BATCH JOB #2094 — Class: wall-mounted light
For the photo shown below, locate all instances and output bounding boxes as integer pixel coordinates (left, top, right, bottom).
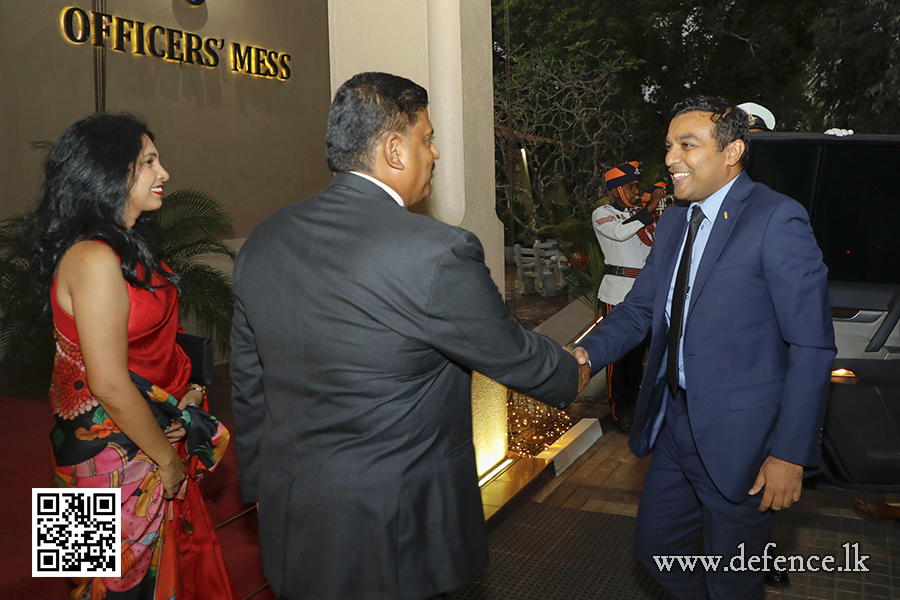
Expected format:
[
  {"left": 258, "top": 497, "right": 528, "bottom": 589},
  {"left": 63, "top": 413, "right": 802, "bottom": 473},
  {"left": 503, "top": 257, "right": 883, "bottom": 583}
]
[{"left": 184, "top": 0, "right": 206, "bottom": 6}]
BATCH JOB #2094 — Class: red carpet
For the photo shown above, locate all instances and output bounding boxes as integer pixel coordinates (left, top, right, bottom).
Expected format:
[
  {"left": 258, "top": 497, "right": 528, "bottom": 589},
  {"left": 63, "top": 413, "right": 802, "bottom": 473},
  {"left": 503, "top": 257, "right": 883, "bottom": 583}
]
[
  {"left": 0, "top": 395, "right": 71, "bottom": 599},
  {"left": 204, "top": 425, "right": 277, "bottom": 600},
  {"left": 0, "top": 396, "right": 273, "bottom": 600}
]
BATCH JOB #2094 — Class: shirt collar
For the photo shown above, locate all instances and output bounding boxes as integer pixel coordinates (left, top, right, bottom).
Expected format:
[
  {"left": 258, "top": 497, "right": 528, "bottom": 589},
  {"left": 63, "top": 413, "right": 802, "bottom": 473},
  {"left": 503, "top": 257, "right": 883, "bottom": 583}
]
[
  {"left": 350, "top": 171, "right": 405, "bottom": 208},
  {"left": 691, "top": 175, "right": 738, "bottom": 222}
]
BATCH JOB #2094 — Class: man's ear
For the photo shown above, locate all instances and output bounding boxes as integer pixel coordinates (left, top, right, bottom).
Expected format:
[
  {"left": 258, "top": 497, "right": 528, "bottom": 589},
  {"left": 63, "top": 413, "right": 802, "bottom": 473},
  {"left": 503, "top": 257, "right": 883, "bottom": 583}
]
[
  {"left": 725, "top": 139, "right": 746, "bottom": 167},
  {"left": 382, "top": 133, "right": 405, "bottom": 171}
]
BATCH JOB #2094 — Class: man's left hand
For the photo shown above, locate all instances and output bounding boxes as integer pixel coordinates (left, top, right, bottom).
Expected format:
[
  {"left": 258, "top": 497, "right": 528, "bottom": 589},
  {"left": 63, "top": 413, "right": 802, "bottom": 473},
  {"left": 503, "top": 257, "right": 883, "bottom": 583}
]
[{"left": 748, "top": 455, "right": 803, "bottom": 512}]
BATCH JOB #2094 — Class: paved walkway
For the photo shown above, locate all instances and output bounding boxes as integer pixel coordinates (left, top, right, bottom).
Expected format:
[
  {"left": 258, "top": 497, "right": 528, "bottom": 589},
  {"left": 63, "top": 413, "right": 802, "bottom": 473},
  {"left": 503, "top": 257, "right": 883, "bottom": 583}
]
[
  {"left": 531, "top": 424, "right": 899, "bottom": 599},
  {"left": 507, "top": 264, "right": 900, "bottom": 598}
]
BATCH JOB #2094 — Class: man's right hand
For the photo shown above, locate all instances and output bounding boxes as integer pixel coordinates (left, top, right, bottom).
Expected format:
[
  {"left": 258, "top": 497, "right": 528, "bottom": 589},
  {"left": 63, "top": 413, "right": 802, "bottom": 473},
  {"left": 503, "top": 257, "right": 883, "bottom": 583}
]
[
  {"left": 564, "top": 346, "right": 592, "bottom": 393},
  {"left": 578, "top": 360, "right": 591, "bottom": 393}
]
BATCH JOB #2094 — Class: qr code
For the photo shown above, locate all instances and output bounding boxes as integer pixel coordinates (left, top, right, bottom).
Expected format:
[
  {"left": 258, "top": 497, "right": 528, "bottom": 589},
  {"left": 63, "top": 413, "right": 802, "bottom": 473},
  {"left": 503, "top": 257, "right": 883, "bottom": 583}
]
[{"left": 32, "top": 488, "right": 121, "bottom": 577}]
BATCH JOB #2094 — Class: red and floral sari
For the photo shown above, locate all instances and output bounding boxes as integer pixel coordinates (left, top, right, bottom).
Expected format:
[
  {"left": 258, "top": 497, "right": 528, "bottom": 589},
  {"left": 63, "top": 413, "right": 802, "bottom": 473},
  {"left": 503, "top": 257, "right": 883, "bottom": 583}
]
[{"left": 50, "top": 327, "right": 237, "bottom": 600}]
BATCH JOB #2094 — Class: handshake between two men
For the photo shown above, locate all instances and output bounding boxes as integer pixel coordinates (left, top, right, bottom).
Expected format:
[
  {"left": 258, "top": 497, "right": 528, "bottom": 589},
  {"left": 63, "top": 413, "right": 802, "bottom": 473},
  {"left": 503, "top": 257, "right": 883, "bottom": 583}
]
[
  {"left": 230, "top": 72, "right": 610, "bottom": 600},
  {"left": 565, "top": 346, "right": 592, "bottom": 395}
]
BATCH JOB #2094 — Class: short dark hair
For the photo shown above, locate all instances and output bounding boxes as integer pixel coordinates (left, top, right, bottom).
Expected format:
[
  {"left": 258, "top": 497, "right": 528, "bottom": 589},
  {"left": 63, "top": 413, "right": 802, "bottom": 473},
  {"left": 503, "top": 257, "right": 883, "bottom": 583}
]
[
  {"left": 326, "top": 72, "right": 429, "bottom": 173},
  {"left": 672, "top": 96, "right": 750, "bottom": 168}
]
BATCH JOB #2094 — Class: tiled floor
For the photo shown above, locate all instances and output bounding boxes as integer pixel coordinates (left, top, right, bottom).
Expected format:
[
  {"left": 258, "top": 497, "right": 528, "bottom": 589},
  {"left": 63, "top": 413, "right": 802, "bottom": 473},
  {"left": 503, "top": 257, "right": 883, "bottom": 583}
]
[{"left": 529, "top": 421, "right": 900, "bottom": 599}]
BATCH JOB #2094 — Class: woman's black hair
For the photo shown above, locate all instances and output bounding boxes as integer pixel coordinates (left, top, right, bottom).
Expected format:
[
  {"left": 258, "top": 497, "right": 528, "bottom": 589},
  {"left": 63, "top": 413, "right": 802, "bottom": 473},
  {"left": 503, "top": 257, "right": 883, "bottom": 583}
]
[{"left": 21, "top": 112, "right": 179, "bottom": 322}]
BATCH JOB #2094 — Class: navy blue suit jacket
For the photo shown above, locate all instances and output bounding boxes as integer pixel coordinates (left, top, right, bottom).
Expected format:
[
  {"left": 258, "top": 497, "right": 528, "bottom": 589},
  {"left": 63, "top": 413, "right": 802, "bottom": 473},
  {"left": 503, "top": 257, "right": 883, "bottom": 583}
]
[{"left": 580, "top": 172, "right": 836, "bottom": 502}]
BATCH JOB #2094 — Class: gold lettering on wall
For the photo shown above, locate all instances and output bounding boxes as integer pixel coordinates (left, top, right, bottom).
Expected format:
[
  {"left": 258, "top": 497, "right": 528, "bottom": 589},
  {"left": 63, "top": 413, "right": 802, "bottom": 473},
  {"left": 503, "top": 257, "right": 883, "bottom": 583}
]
[{"left": 59, "top": 6, "right": 290, "bottom": 80}]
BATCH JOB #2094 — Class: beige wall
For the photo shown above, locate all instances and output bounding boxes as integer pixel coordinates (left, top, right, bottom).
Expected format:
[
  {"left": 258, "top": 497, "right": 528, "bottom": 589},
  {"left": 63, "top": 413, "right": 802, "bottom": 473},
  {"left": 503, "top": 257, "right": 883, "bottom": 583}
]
[{"left": 0, "top": 1, "right": 333, "bottom": 237}]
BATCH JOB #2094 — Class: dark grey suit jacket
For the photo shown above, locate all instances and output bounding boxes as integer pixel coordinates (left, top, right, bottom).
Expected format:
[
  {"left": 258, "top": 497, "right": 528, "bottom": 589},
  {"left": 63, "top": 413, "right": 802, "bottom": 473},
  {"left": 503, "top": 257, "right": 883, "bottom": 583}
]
[{"left": 231, "top": 172, "right": 578, "bottom": 600}]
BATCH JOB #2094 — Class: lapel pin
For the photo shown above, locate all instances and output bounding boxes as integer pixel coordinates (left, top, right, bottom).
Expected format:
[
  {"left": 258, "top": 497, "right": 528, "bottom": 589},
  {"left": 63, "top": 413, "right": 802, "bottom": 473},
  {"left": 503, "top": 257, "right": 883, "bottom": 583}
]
[{"left": 724, "top": 211, "right": 729, "bottom": 219}]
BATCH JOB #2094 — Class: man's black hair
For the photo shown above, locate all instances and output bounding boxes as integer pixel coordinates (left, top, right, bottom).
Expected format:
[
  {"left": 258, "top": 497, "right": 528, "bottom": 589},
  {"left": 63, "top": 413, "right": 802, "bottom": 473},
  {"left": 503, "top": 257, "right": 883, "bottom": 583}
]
[
  {"left": 326, "top": 72, "right": 429, "bottom": 173},
  {"left": 672, "top": 96, "right": 750, "bottom": 168}
]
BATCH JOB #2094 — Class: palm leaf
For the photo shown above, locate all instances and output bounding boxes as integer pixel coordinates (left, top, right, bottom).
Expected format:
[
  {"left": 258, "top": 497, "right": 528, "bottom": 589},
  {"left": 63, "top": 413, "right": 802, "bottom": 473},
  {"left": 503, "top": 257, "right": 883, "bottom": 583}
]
[
  {"left": 0, "top": 218, "right": 54, "bottom": 366},
  {"left": 0, "top": 217, "right": 23, "bottom": 250},
  {"left": 155, "top": 189, "right": 234, "bottom": 245},
  {"left": 151, "top": 189, "right": 236, "bottom": 353},
  {"left": 562, "top": 240, "right": 605, "bottom": 317},
  {"left": 164, "top": 239, "right": 236, "bottom": 264},
  {"left": 172, "top": 262, "right": 236, "bottom": 351},
  {"left": 536, "top": 217, "right": 596, "bottom": 272}
]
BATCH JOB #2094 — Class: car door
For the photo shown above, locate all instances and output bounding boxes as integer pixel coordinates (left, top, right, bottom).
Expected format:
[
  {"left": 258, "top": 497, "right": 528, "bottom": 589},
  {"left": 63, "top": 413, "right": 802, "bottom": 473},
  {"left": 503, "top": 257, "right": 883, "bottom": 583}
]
[{"left": 749, "top": 134, "right": 900, "bottom": 490}]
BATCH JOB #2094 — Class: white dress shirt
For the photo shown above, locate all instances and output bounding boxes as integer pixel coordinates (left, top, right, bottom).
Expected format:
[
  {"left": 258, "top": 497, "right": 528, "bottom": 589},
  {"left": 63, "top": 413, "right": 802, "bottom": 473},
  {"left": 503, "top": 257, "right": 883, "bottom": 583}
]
[{"left": 350, "top": 171, "right": 405, "bottom": 207}]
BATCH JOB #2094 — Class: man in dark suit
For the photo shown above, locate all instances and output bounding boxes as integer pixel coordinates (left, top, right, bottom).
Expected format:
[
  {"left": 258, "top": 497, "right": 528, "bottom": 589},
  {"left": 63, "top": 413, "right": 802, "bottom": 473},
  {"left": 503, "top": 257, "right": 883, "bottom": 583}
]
[
  {"left": 577, "top": 96, "right": 835, "bottom": 599},
  {"left": 230, "top": 72, "right": 589, "bottom": 600}
]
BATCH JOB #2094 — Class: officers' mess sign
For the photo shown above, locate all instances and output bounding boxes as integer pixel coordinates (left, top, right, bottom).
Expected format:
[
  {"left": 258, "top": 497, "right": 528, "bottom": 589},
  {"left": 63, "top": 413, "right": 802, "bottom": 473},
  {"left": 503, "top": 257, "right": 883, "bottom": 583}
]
[
  {"left": 60, "top": 7, "right": 292, "bottom": 81},
  {"left": 33, "top": 488, "right": 121, "bottom": 578}
]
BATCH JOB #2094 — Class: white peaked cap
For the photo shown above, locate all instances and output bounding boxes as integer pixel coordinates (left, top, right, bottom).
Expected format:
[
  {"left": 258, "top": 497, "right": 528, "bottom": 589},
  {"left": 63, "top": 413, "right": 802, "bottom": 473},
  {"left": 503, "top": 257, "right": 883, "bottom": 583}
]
[{"left": 737, "top": 102, "right": 776, "bottom": 131}]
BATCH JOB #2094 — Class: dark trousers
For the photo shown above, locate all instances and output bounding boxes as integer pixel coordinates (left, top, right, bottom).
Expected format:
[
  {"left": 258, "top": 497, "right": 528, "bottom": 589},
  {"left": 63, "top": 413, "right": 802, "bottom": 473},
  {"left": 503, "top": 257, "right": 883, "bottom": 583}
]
[
  {"left": 602, "top": 302, "right": 649, "bottom": 422},
  {"left": 634, "top": 389, "right": 773, "bottom": 599}
]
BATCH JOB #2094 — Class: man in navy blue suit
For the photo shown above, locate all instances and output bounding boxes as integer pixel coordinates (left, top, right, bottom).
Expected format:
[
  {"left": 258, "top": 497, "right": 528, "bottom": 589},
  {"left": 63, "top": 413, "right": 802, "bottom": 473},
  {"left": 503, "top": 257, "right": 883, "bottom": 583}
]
[{"left": 578, "top": 96, "right": 835, "bottom": 599}]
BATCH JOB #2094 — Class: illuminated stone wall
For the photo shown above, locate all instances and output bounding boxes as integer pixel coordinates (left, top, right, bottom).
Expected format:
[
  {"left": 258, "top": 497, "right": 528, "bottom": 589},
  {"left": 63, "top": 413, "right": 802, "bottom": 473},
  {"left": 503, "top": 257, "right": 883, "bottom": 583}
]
[{"left": 471, "top": 373, "right": 510, "bottom": 476}]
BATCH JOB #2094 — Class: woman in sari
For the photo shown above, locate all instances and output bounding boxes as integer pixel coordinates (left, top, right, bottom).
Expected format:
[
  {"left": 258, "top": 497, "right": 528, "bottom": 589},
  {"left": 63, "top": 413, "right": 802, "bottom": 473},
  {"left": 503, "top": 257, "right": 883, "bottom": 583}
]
[{"left": 23, "top": 113, "right": 237, "bottom": 599}]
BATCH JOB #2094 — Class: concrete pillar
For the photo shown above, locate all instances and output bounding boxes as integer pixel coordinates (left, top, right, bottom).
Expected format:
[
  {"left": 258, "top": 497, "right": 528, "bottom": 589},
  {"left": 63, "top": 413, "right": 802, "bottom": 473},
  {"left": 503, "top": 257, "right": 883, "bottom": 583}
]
[{"left": 328, "top": 0, "right": 508, "bottom": 477}]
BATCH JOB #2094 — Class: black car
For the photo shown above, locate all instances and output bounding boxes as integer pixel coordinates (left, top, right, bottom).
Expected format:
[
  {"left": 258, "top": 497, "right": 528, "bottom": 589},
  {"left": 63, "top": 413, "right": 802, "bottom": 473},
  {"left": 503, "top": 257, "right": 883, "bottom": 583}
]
[{"left": 747, "top": 133, "right": 900, "bottom": 492}]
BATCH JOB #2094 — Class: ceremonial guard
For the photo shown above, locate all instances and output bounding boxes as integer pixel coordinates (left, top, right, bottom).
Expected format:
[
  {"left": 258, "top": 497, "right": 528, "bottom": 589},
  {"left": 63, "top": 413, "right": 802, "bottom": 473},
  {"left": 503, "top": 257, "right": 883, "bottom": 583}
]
[{"left": 591, "top": 161, "right": 663, "bottom": 433}]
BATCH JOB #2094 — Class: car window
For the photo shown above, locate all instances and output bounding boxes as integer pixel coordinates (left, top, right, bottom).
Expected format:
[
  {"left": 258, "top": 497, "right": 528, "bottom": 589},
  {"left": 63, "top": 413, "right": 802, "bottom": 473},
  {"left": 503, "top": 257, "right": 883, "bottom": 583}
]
[
  {"left": 748, "top": 143, "right": 821, "bottom": 213},
  {"left": 815, "top": 145, "right": 900, "bottom": 285},
  {"left": 749, "top": 138, "right": 900, "bottom": 286}
]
